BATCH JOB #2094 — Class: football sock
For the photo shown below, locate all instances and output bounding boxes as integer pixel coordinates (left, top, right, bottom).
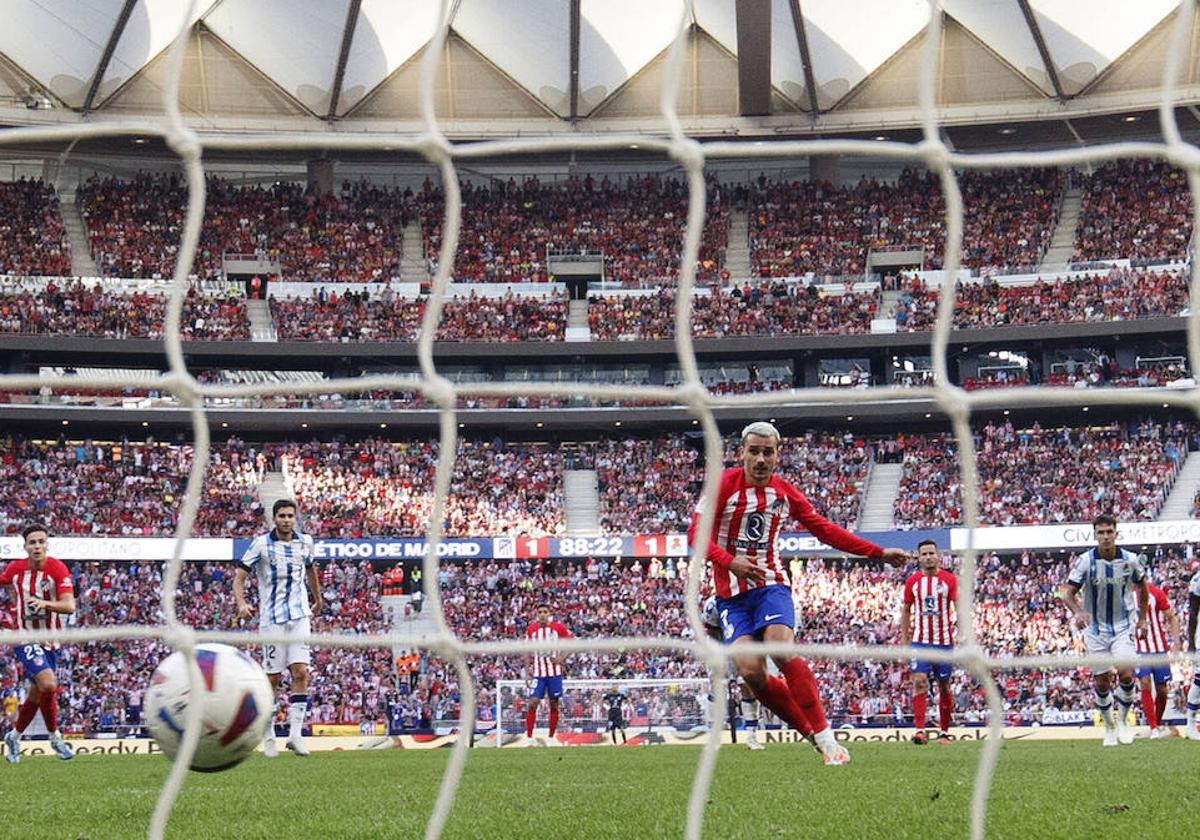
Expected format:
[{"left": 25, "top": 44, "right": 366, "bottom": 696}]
[
  {"left": 1141, "top": 686, "right": 1158, "bottom": 728},
  {"left": 938, "top": 690, "right": 953, "bottom": 732},
  {"left": 1154, "top": 684, "right": 1168, "bottom": 727},
  {"left": 1115, "top": 679, "right": 1135, "bottom": 711},
  {"left": 1095, "top": 689, "right": 1114, "bottom": 727},
  {"left": 288, "top": 693, "right": 308, "bottom": 740},
  {"left": 525, "top": 706, "right": 537, "bottom": 738},
  {"left": 781, "top": 658, "right": 829, "bottom": 735},
  {"left": 14, "top": 699, "right": 37, "bottom": 734},
  {"left": 754, "top": 676, "right": 812, "bottom": 735},
  {"left": 548, "top": 707, "right": 559, "bottom": 738},
  {"left": 912, "top": 692, "right": 928, "bottom": 729},
  {"left": 36, "top": 691, "right": 57, "bottom": 734}
]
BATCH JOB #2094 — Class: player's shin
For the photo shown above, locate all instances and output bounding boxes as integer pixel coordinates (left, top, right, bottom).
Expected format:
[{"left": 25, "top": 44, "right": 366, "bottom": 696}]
[
  {"left": 13, "top": 698, "right": 37, "bottom": 734},
  {"left": 1141, "top": 685, "right": 1158, "bottom": 729},
  {"left": 781, "top": 658, "right": 829, "bottom": 736},
  {"left": 1095, "top": 689, "right": 1115, "bottom": 727},
  {"left": 287, "top": 692, "right": 308, "bottom": 741},
  {"left": 525, "top": 706, "right": 537, "bottom": 738},
  {"left": 912, "top": 692, "right": 927, "bottom": 730},
  {"left": 548, "top": 707, "right": 559, "bottom": 738},
  {"left": 753, "top": 675, "right": 811, "bottom": 735},
  {"left": 937, "top": 690, "right": 952, "bottom": 733}
]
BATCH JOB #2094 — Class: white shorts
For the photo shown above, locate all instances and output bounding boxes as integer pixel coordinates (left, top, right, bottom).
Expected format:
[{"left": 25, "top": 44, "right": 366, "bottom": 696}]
[
  {"left": 260, "top": 616, "right": 312, "bottom": 673},
  {"left": 1083, "top": 628, "right": 1137, "bottom": 660}
]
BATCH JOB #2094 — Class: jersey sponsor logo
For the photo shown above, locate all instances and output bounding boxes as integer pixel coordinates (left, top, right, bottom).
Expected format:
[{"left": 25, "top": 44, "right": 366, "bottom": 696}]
[{"left": 744, "top": 513, "right": 767, "bottom": 542}]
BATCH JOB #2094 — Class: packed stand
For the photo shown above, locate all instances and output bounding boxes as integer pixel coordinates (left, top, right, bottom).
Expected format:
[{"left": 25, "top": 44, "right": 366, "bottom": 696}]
[
  {"left": 0, "top": 279, "right": 249, "bottom": 340},
  {"left": 270, "top": 287, "right": 567, "bottom": 342},
  {"left": 418, "top": 174, "right": 729, "bottom": 284},
  {"left": 893, "top": 268, "right": 1188, "bottom": 332},
  {"left": 273, "top": 437, "right": 564, "bottom": 537},
  {"left": 78, "top": 175, "right": 412, "bottom": 283},
  {"left": 749, "top": 168, "right": 1062, "bottom": 278},
  {"left": 587, "top": 432, "right": 871, "bottom": 535},
  {"left": 7, "top": 546, "right": 1196, "bottom": 735},
  {"left": 588, "top": 282, "right": 879, "bottom": 340},
  {"left": 1072, "top": 160, "right": 1192, "bottom": 263},
  {"left": 893, "top": 419, "right": 1190, "bottom": 529},
  {"left": 0, "top": 179, "right": 71, "bottom": 277},
  {"left": 0, "top": 436, "right": 267, "bottom": 537}
]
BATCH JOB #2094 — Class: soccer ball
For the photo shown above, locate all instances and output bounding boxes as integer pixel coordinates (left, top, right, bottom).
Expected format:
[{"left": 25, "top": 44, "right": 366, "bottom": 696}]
[{"left": 144, "top": 643, "right": 274, "bottom": 772}]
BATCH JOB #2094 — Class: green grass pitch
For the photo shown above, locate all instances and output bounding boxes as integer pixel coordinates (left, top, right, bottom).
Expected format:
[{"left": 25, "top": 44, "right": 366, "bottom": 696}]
[{"left": 13, "top": 740, "right": 1200, "bottom": 839}]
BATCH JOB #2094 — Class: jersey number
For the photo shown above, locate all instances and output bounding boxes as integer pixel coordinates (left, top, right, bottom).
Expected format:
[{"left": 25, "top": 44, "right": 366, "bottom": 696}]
[{"left": 22, "top": 645, "right": 44, "bottom": 659}]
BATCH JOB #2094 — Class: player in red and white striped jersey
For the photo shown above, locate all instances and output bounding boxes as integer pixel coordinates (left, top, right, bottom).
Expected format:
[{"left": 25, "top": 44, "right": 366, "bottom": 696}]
[
  {"left": 899, "top": 540, "right": 958, "bottom": 745},
  {"left": 2, "top": 523, "right": 76, "bottom": 764},
  {"left": 522, "top": 603, "right": 572, "bottom": 746},
  {"left": 689, "top": 421, "right": 909, "bottom": 766},
  {"left": 1134, "top": 581, "right": 1181, "bottom": 738}
]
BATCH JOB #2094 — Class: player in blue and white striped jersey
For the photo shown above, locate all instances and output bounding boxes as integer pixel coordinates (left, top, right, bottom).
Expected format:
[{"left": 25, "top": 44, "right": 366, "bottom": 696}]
[
  {"left": 233, "top": 499, "right": 324, "bottom": 758},
  {"left": 1185, "top": 567, "right": 1200, "bottom": 740},
  {"left": 1061, "top": 514, "right": 1149, "bottom": 748}
]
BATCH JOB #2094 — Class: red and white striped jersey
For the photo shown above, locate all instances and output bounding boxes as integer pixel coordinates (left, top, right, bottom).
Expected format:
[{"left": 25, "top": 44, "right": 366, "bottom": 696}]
[
  {"left": 1136, "top": 583, "right": 1172, "bottom": 654},
  {"left": 526, "top": 620, "right": 571, "bottom": 677},
  {"left": 689, "top": 467, "right": 883, "bottom": 599},
  {"left": 903, "top": 570, "right": 957, "bottom": 646},
  {"left": 0, "top": 557, "right": 73, "bottom": 645}
]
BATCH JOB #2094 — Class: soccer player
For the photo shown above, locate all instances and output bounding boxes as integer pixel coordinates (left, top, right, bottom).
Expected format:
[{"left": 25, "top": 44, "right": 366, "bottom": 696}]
[
  {"left": 1135, "top": 578, "right": 1180, "bottom": 738},
  {"left": 899, "top": 539, "right": 957, "bottom": 745},
  {"left": 603, "top": 685, "right": 628, "bottom": 745},
  {"left": 234, "top": 499, "right": 324, "bottom": 758},
  {"left": 522, "top": 603, "right": 571, "bottom": 746},
  {"left": 2, "top": 523, "right": 76, "bottom": 764},
  {"left": 702, "top": 596, "right": 767, "bottom": 750},
  {"left": 1061, "top": 514, "right": 1149, "bottom": 747},
  {"left": 689, "top": 421, "right": 909, "bottom": 765},
  {"left": 1186, "top": 565, "right": 1200, "bottom": 740}
]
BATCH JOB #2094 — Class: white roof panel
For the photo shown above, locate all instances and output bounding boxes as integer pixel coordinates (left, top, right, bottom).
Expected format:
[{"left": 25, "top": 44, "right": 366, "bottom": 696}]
[
  {"left": 770, "top": 0, "right": 806, "bottom": 105},
  {"left": 945, "top": 0, "right": 1053, "bottom": 96},
  {"left": 693, "top": 0, "right": 739, "bottom": 56},
  {"left": 203, "top": 0, "right": 350, "bottom": 113},
  {"left": 1031, "top": 0, "right": 1177, "bottom": 92},
  {"left": 338, "top": 0, "right": 442, "bottom": 114},
  {"left": 0, "top": 0, "right": 123, "bottom": 107},
  {"left": 99, "top": 0, "right": 209, "bottom": 104},
  {"left": 579, "top": 0, "right": 683, "bottom": 113},
  {"left": 803, "top": 0, "right": 929, "bottom": 98},
  {"left": 452, "top": 0, "right": 570, "bottom": 116}
]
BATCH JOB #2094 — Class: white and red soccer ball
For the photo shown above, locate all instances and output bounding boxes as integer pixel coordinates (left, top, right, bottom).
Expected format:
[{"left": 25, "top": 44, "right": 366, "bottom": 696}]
[{"left": 144, "top": 643, "right": 274, "bottom": 772}]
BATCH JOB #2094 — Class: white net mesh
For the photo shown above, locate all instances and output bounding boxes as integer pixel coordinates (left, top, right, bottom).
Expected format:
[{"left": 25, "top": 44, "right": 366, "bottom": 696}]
[{"left": 0, "top": 1, "right": 1198, "bottom": 839}]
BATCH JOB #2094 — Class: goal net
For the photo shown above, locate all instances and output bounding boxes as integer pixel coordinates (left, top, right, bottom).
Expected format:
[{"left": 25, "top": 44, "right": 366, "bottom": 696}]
[
  {"left": 1, "top": 1, "right": 1198, "bottom": 839},
  {"left": 490, "top": 678, "right": 713, "bottom": 747}
]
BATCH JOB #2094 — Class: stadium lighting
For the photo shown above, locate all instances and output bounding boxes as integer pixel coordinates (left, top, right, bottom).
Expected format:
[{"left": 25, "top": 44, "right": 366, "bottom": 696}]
[
  {"left": 379, "top": 423, "right": 387, "bottom": 429},
  {"left": 1082, "top": 406, "right": 1089, "bottom": 412},
  {"left": 61, "top": 419, "right": 68, "bottom": 425},
  {"left": 301, "top": 423, "right": 308, "bottom": 428},
  {"left": 133, "top": 137, "right": 148, "bottom": 144},
  {"left": 1123, "top": 115, "right": 1139, "bottom": 123},
  {"left": 141, "top": 421, "right": 148, "bottom": 427},
  {"left": 874, "top": 135, "right": 887, "bottom": 141},
  {"left": 997, "top": 127, "right": 1016, "bottom": 135},
  {"left": 924, "top": 413, "right": 932, "bottom": 419},
  {"left": 614, "top": 421, "right": 622, "bottom": 427},
  {"left": 536, "top": 422, "right": 543, "bottom": 428},
  {"left": 221, "top": 422, "right": 228, "bottom": 428},
  {"left": 846, "top": 416, "right": 853, "bottom": 421},
  {"left": 1003, "top": 410, "right": 1010, "bottom": 416}
]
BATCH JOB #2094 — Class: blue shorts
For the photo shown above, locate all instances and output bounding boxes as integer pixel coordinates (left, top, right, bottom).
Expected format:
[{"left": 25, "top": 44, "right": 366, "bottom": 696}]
[
  {"left": 910, "top": 643, "right": 953, "bottom": 681},
  {"left": 715, "top": 584, "right": 795, "bottom": 643},
  {"left": 1135, "top": 661, "right": 1171, "bottom": 683},
  {"left": 14, "top": 644, "right": 58, "bottom": 682},
  {"left": 530, "top": 676, "right": 564, "bottom": 699}
]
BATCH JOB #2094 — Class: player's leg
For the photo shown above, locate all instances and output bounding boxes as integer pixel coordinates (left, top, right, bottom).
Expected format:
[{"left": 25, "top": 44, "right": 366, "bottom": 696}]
[
  {"left": 283, "top": 619, "right": 312, "bottom": 756},
  {"left": 261, "top": 640, "right": 285, "bottom": 757},
  {"left": 739, "top": 681, "right": 763, "bottom": 751},
  {"left": 7, "top": 645, "right": 62, "bottom": 764},
  {"left": 934, "top": 674, "right": 953, "bottom": 743},
  {"left": 1152, "top": 674, "right": 1171, "bottom": 737},
  {"left": 1085, "top": 631, "right": 1118, "bottom": 745},
  {"left": 909, "top": 664, "right": 930, "bottom": 744},
  {"left": 547, "top": 696, "right": 561, "bottom": 742},
  {"left": 524, "top": 680, "right": 544, "bottom": 744},
  {"left": 32, "top": 663, "right": 71, "bottom": 760},
  {"left": 1136, "top": 668, "right": 1158, "bottom": 732},
  {"left": 1186, "top": 669, "right": 1200, "bottom": 740},
  {"left": 1112, "top": 642, "right": 1138, "bottom": 746}
]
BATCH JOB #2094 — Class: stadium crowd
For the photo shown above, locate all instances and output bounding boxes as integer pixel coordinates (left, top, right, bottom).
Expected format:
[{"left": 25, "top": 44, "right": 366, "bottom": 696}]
[
  {"left": 0, "top": 179, "right": 72, "bottom": 277},
  {"left": 0, "top": 280, "right": 249, "bottom": 340},
  {"left": 1072, "top": 160, "right": 1192, "bottom": 264},
  {"left": 4, "top": 546, "right": 1196, "bottom": 736},
  {"left": 893, "top": 419, "right": 1191, "bottom": 529}
]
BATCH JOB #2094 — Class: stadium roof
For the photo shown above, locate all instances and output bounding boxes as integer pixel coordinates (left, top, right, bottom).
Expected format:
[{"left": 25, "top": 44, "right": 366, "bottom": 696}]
[{"left": 0, "top": 0, "right": 1197, "bottom": 144}]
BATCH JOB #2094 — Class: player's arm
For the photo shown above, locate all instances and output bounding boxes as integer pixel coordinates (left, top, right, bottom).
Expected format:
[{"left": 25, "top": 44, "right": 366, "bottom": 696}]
[
  {"left": 1059, "top": 581, "right": 1087, "bottom": 630},
  {"left": 306, "top": 562, "right": 324, "bottom": 614},
  {"left": 233, "top": 567, "right": 254, "bottom": 619},
  {"left": 1188, "top": 592, "right": 1200, "bottom": 653},
  {"left": 786, "top": 484, "right": 908, "bottom": 566},
  {"left": 554, "top": 622, "right": 572, "bottom": 669},
  {"left": 899, "top": 599, "right": 912, "bottom": 648},
  {"left": 688, "top": 498, "right": 764, "bottom": 585},
  {"left": 1133, "top": 577, "right": 1150, "bottom": 640},
  {"left": 1163, "top": 604, "right": 1182, "bottom": 653}
]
